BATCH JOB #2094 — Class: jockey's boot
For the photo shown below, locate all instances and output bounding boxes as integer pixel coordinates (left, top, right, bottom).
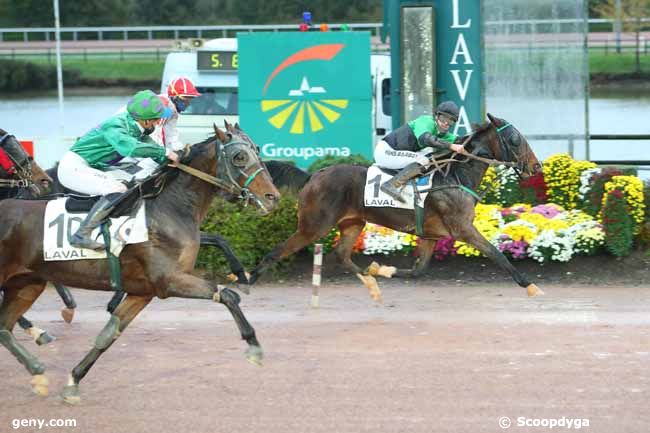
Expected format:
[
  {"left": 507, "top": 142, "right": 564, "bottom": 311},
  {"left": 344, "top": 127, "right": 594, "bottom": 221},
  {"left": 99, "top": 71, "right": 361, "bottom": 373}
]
[
  {"left": 69, "top": 193, "right": 122, "bottom": 251},
  {"left": 380, "top": 162, "right": 424, "bottom": 204}
]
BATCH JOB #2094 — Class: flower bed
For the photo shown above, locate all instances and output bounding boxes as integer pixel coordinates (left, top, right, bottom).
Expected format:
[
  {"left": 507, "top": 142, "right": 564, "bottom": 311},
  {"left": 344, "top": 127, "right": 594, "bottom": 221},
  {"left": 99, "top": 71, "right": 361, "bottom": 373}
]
[{"left": 319, "top": 153, "right": 646, "bottom": 262}]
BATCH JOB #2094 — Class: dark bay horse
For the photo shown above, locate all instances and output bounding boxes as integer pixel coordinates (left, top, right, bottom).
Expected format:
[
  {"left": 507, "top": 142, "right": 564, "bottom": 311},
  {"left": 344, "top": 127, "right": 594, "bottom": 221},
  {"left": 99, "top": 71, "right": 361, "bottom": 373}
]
[
  {"left": 0, "top": 129, "right": 67, "bottom": 343},
  {"left": 250, "top": 114, "right": 544, "bottom": 298},
  {"left": 0, "top": 125, "right": 280, "bottom": 404},
  {"left": 0, "top": 128, "right": 51, "bottom": 199}
]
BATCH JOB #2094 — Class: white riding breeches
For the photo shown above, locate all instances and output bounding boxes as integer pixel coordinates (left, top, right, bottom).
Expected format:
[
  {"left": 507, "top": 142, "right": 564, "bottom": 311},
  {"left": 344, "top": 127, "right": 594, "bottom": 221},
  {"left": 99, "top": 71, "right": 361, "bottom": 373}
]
[
  {"left": 373, "top": 140, "right": 433, "bottom": 170},
  {"left": 58, "top": 151, "right": 128, "bottom": 196}
]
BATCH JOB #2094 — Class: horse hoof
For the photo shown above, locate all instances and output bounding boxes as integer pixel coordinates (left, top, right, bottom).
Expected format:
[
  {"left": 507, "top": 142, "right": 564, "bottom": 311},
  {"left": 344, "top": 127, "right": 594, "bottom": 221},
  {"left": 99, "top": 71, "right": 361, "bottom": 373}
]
[
  {"left": 366, "top": 261, "right": 381, "bottom": 276},
  {"left": 527, "top": 283, "right": 544, "bottom": 297},
  {"left": 356, "top": 274, "right": 384, "bottom": 304},
  {"left": 61, "top": 385, "right": 81, "bottom": 405},
  {"left": 35, "top": 332, "right": 56, "bottom": 346},
  {"left": 31, "top": 374, "right": 49, "bottom": 397},
  {"left": 61, "top": 307, "right": 75, "bottom": 324},
  {"left": 247, "top": 271, "right": 259, "bottom": 285},
  {"left": 376, "top": 265, "right": 397, "bottom": 279},
  {"left": 245, "top": 345, "right": 264, "bottom": 367},
  {"left": 236, "top": 271, "right": 250, "bottom": 285}
]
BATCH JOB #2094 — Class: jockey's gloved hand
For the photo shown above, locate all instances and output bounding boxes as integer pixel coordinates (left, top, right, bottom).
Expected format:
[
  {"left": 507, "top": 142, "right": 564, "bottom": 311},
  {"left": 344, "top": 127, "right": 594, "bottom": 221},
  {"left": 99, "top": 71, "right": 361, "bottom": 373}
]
[{"left": 165, "top": 149, "right": 180, "bottom": 165}]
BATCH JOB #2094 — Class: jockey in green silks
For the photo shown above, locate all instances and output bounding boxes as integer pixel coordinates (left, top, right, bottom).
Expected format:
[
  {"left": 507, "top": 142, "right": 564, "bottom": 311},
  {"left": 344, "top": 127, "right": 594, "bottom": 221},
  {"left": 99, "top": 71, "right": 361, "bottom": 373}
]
[
  {"left": 58, "top": 90, "right": 179, "bottom": 251},
  {"left": 374, "top": 101, "right": 466, "bottom": 203}
]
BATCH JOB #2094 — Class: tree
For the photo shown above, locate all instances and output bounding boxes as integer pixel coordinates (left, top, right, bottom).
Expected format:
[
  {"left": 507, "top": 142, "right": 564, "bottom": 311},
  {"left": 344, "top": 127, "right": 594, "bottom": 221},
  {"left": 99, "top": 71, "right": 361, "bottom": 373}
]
[{"left": 596, "top": 0, "right": 650, "bottom": 73}]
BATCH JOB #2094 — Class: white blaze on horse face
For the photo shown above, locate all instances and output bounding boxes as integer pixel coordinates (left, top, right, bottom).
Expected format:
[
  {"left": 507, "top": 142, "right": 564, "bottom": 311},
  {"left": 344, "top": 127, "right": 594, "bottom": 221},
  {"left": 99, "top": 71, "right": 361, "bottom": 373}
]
[{"left": 451, "top": 0, "right": 471, "bottom": 28}]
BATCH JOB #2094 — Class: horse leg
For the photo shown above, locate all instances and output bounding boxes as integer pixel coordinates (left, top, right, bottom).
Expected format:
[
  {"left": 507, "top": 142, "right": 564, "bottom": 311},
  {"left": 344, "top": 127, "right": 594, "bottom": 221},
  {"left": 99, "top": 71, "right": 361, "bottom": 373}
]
[
  {"left": 17, "top": 315, "right": 56, "bottom": 346},
  {"left": 392, "top": 238, "right": 436, "bottom": 279},
  {"left": 0, "top": 278, "right": 49, "bottom": 396},
  {"left": 333, "top": 220, "right": 365, "bottom": 274},
  {"left": 164, "top": 273, "right": 262, "bottom": 366},
  {"left": 54, "top": 282, "right": 76, "bottom": 323},
  {"left": 61, "top": 294, "right": 152, "bottom": 405},
  {"left": 200, "top": 232, "right": 248, "bottom": 284},
  {"left": 249, "top": 227, "right": 330, "bottom": 285},
  {"left": 455, "top": 225, "right": 543, "bottom": 296}
]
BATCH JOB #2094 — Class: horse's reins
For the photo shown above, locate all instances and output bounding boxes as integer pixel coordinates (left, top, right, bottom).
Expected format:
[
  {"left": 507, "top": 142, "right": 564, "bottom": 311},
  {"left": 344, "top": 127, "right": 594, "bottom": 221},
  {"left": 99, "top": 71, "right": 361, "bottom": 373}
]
[
  {"left": 174, "top": 137, "right": 268, "bottom": 210},
  {"left": 417, "top": 123, "right": 520, "bottom": 202},
  {"left": 422, "top": 125, "right": 518, "bottom": 172}
]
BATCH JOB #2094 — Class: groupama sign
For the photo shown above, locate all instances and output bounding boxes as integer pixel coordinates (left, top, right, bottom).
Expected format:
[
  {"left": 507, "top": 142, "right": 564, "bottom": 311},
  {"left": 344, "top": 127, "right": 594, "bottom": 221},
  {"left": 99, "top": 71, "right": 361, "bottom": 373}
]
[{"left": 238, "top": 32, "right": 371, "bottom": 169}]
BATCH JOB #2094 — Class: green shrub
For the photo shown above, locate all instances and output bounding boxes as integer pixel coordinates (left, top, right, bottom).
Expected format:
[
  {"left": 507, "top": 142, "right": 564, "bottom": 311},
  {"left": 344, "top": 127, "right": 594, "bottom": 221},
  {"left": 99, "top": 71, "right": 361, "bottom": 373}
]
[
  {"left": 197, "top": 194, "right": 299, "bottom": 278},
  {"left": 0, "top": 60, "right": 81, "bottom": 92},
  {"left": 307, "top": 153, "right": 372, "bottom": 173},
  {"left": 602, "top": 189, "right": 634, "bottom": 257}
]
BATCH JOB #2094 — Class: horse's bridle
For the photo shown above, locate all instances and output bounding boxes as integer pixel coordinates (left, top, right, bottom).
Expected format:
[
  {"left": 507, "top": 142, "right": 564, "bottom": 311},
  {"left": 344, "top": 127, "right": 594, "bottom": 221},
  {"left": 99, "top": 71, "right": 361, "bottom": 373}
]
[
  {"left": 174, "top": 135, "right": 269, "bottom": 212},
  {"left": 0, "top": 133, "right": 35, "bottom": 189},
  {"left": 494, "top": 122, "right": 528, "bottom": 178},
  {"left": 217, "top": 136, "right": 267, "bottom": 207}
]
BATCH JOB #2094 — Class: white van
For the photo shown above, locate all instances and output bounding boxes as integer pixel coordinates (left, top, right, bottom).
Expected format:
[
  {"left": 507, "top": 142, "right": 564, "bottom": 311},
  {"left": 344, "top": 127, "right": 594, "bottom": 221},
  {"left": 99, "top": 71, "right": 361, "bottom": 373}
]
[
  {"left": 162, "top": 38, "right": 392, "bottom": 146},
  {"left": 161, "top": 38, "right": 240, "bottom": 144}
]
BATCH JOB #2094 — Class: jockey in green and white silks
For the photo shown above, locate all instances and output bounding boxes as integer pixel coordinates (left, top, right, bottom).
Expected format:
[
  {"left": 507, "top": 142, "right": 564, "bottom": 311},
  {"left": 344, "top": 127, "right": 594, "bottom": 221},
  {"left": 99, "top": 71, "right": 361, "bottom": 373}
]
[
  {"left": 374, "top": 101, "right": 466, "bottom": 203},
  {"left": 58, "top": 89, "right": 179, "bottom": 251}
]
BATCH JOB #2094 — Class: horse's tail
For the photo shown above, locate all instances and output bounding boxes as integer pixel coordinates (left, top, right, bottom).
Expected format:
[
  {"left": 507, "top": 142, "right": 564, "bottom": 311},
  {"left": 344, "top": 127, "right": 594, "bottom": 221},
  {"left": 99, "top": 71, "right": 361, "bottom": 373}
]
[{"left": 264, "top": 160, "right": 311, "bottom": 194}]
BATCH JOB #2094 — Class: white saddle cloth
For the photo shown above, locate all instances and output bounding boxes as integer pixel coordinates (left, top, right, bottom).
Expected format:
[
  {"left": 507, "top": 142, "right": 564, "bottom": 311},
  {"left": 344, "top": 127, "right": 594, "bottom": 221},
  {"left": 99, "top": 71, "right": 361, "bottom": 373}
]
[
  {"left": 43, "top": 198, "right": 148, "bottom": 261},
  {"left": 364, "top": 165, "right": 434, "bottom": 210}
]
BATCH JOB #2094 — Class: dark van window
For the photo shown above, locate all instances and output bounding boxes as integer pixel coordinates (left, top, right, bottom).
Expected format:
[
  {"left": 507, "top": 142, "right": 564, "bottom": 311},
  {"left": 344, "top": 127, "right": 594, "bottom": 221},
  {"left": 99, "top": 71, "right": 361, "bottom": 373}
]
[
  {"left": 185, "top": 87, "right": 238, "bottom": 115},
  {"left": 381, "top": 78, "right": 391, "bottom": 116}
]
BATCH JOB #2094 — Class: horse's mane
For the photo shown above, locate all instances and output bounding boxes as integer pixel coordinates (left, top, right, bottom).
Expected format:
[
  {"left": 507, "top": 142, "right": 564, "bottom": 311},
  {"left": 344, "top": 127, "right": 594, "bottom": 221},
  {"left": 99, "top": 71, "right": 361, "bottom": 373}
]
[{"left": 264, "top": 160, "right": 311, "bottom": 194}]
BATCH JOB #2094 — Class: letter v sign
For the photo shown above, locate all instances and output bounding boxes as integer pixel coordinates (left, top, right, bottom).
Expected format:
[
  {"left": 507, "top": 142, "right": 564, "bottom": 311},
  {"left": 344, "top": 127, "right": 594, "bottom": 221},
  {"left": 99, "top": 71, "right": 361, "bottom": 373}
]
[{"left": 450, "top": 70, "right": 473, "bottom": 101}]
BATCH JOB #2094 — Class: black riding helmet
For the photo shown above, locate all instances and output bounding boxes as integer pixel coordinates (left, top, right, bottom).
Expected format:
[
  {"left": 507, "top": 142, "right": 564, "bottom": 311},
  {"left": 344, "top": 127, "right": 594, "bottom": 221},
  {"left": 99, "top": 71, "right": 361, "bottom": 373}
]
[{"left": 435, "top": 101, "right": 460, "bottom": 123}]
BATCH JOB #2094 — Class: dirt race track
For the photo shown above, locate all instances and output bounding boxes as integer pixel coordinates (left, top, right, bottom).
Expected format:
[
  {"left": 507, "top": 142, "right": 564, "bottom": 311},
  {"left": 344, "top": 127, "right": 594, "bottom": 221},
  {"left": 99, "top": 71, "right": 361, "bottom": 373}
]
[{"left": 1, "top": 276, "right": 650, "bottom": 433}]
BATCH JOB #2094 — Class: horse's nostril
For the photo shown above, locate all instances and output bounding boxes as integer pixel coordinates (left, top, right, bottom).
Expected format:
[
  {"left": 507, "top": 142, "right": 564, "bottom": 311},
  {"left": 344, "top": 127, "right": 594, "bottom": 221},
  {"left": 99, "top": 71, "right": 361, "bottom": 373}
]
[{"left": 265, "top": 193, "right": 277, "bottom": 202}]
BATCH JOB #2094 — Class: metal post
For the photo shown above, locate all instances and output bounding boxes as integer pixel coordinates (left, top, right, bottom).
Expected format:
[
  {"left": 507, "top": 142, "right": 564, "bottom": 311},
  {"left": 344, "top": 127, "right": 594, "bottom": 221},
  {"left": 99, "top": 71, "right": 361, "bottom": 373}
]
[
  {"left": 614, "top": 0, "right": 622, "bottom": 54},
  {"left": 583, "top": 1, "right": 590, "bottom": 161},
  {"left": 53, "top": 0, "right": 65, "bottom": 141},
  {"left": 311, "top": 244, "right": 322, "bottom": 308}
]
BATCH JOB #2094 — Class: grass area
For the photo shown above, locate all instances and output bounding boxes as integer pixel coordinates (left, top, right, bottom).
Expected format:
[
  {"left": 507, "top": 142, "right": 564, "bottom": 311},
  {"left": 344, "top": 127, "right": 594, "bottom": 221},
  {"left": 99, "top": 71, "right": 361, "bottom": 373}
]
[
  {"left": 589, "top": 50, "right": 650, "bottom": 74},
  {"left": 3, "top": 50, "right": 650, "bottom": 83},
  {"left": 27, "top": 56, "right": 165, "bottom": 81}
]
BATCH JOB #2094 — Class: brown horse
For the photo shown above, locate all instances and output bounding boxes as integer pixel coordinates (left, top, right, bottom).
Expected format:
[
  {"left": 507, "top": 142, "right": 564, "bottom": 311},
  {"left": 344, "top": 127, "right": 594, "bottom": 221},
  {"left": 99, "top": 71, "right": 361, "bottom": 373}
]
[
  {"left": 0, "top": 123, "right": 280, "bottom": 404},
  {"left": 0, "top": 129, "right": 65, "bottom": 343},
  {"left": 249, "top": 114, "right": 544, "bottom": 298},
  {"left": 0, "top": 128, "right": 51, "bottom": 199}
]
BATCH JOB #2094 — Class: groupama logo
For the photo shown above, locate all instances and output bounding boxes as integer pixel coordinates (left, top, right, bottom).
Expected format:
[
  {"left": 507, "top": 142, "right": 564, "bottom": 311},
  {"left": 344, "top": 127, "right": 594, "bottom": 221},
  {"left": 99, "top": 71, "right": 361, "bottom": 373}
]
[{"left": 260, "top": 44, "right": 349, "bottom": 134}]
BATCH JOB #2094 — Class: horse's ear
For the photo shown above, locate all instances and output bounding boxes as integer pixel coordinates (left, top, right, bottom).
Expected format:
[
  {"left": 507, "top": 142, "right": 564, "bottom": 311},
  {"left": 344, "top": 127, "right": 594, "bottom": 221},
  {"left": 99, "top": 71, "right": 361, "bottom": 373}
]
[
  {"left": 234, "top": 122, "right": 241, "bottom": 130},
  {"left": 223, "top": 119, "right": 233, "bottom": 132},
  {"left": 214, "top": 124, "right": 227, "bottom": 142},
  {"left": 487, "top": 113, "right": 500, "bottom": 126}
]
